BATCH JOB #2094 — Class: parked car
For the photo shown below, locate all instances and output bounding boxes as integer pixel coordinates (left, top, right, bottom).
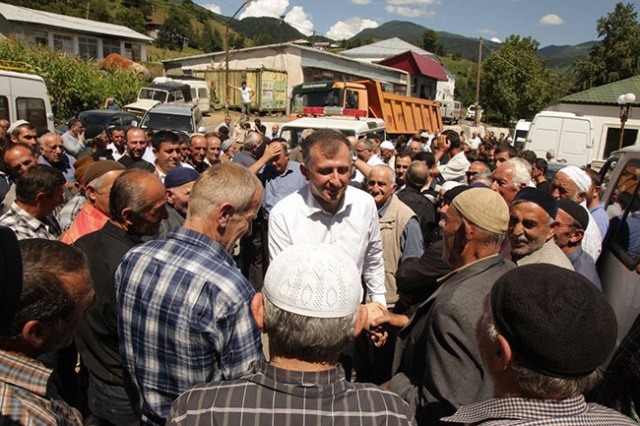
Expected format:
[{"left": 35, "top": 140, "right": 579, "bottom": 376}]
[
  {"left": 55, "top": 109, "right": 140, "bottom": 134},
  {"left": 138, "top": 103, "right": 206, "bottom": 135},
  {"left": 465, "top": 104, "right": 483, "bottom": 121}
]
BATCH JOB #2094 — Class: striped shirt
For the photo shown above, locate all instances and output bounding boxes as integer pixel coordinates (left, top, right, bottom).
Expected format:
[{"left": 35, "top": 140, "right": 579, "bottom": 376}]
[
  {"left": 168, "top": 360, "right": 416, "bottom": 426},
  {"left": 115, "top": 227, "right": 263, "bottom": 425},
  {"left": 441, "top": 395, "right": 637, "bottom": 425},
  {"left": 0, "top": 349, "right": 83, "bottom": 426},
  {"left": 0, "top": 202, "right": 60, "bottom": 240}
]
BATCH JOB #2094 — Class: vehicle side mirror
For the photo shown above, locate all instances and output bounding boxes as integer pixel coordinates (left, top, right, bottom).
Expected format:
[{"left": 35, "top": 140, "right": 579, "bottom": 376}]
[
  {"left": 197, "top": 126, "right": 207, "bottom": 133},
  {"left": 131, "top": 120, "right": 138, "bottom": 127}
]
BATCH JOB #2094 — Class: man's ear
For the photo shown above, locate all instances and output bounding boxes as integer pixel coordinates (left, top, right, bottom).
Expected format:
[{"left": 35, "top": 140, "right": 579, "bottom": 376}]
[
  {"left": 495, "top": 335, "right": 512, "bottom": 371},
  {"left": 165, "top": 189, "right": 174, "bottom": 205},
  {"left": 22, "top": 320, "right": 46, "bottom": 350},
  {"left": 300, "top": 163, "right": 310, "bottom": 181},
  {"left": 33, "top": 191, "right": 47, "bottom": 204},
  {"left": 217, "top": 203, "right": 234, "bottom": 228},
  {"left": 251, "top": 293, "right": 266, "bottom": 333},
  {"left": 85, "top": 185, "right": 97, "bottom": 203},
  {"left": 570, "top": 228, "right": 585, "bottom": 244},
  {"left": 152, "top": 148, "right": 158, "bottom": 159},
  {"left": 121, "top": 207, "right": 135, "bottom": 227}
]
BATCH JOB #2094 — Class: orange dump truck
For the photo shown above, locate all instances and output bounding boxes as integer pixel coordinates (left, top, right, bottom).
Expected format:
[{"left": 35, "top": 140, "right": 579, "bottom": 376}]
[{"left": 289, "top": 79, "right": 443, "bottom": 136}]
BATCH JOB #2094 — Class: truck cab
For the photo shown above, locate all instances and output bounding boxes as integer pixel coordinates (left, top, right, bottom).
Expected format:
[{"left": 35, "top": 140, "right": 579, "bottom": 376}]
[
  {"left": 124, "top": 82, "right": 193, "bottom": 117},
  {"left": 290, "top": 81, "right": 366, "bottom": 118},
  {"left": 279, "top": 116, "right": 386, "bottom": 150}
]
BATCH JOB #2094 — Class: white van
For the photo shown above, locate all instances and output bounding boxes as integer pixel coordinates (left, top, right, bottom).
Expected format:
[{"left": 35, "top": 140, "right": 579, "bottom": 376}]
[
  {"left": 0, "top": 70, "right": 55, "bottom": 132},
  {"left": 153, "top": 77, "right": 211, "bottom": 114},
  {"left": 440, "top": 100, "right": 462, "bottom": 125},
  {"left": 512, "top": 119, "right": 531, "bottom": 149},
  {"left": 524, "top": 111, "right": 594, "bottom": 166},
  {"left": 279, "top": 116, "right": 386, "bottom": 149}
]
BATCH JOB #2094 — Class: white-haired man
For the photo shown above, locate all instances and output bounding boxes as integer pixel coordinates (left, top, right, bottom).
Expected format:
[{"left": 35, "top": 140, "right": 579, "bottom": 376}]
[
  {"left": 491, "top": 158, "right": 530, "bottom": 204},
  {"left": 550, "top": 165, "right": 602, "bottom": 260},
  {"left": 168, "top": 244, "right": 414, "bottom": 426}
]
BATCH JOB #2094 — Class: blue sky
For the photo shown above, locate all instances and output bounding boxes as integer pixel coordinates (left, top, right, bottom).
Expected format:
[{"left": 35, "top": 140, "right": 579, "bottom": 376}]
[{"left": 194, "top": 0, "right": 639, "bottom": 47}]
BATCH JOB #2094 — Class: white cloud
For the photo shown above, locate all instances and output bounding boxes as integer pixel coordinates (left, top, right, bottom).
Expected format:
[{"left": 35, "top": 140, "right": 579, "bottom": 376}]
[
  {"left": 285, "top": 6, "right": 314, "bottom": 36},
  {"left": 385, "top": 5, "right": 435, "bottom": 17},
  {"left": 538, "top": 14, "right": 564, "bottom": 26},
  {"left": 476, "top": 28, "right": 497, "bottom": 35},
  {"left": 490, "top": 37, "right": 502, "bottom": 43},
  {"left": 351, "top": 0, "right": 372, "bottom": 4},
  {"left": 386, "top": 0, "right": 438, "bottom": 4},
  {"left": 327, "top": 17, "right": 379, "bottom": 40},
  {"left": 201, "top": 3, "right": 221, "bottom": 14},
  {"left": 239, "top": 0, "right": 288, "bottom": 20}
]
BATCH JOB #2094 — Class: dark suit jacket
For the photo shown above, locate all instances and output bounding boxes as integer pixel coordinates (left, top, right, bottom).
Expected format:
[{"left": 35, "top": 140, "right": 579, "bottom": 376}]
[{"left": 387, "top": 255, "right": 515, "bottom": 425}]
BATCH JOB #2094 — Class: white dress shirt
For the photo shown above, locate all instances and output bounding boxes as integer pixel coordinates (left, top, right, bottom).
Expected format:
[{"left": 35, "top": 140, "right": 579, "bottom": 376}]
[{"left": 268, "top": 184, "right": 386, "bottom": 305}]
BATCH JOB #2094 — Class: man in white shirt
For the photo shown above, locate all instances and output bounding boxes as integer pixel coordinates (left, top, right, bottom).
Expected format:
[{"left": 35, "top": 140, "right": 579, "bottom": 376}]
[
  {"left": 229, "top": 81, "right": 254, "bottom": 119},
  {"left": 268, "top": 129, "right": 386, "bottom": 306},
  {"left": 432, "top": 130, "right": 470, "bottom": 183}
]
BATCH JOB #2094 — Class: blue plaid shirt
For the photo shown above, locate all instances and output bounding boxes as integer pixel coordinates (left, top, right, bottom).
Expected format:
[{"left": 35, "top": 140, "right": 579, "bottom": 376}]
[{"left": 115, "top": 227, "right": 263, "bottom": 425}]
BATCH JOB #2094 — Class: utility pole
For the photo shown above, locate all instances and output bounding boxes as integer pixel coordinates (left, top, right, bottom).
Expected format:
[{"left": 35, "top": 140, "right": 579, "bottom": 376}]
[{"left": 474, "top": 37, "right": 482, "bottom": 127}]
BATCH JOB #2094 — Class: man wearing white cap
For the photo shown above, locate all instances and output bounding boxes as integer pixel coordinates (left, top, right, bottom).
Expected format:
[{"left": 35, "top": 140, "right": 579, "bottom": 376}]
[
  {"left": 168, "top": 244, "right": 414, "bottom": 426},
  {"left": 550, "top": 165, "right": 602, "bottom": 260},
  {"left": 379, "top": 140, "right": 396, "bottom": 169}
]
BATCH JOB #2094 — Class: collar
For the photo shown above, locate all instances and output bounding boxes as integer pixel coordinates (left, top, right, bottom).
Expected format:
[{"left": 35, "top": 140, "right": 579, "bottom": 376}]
[
  {"left": 0, "top": 349, "right": 52, "bottom": 397},
  {"left": 377, "top": 196, "right": 393, "bottom": 217},
  {"left": 437, "top": 254, "right": 500, "bottom": 283},
  {"left": 9, "top": 202, "right": 49, "bottom": 233},
  {"left": 168, "top": 227, "right": 234, "bottom": 266},
  {"left": 302, "top": 184, "right": 353, "bottom": 216},
  {"left": 442, "top": 395, "right": 589, "bottom": 424},
  {"left": 103, "top": 221, "right": 143, "bottom": 246},
  {"left": 566, "top": 246, "right": 583, "bottom": 262}
]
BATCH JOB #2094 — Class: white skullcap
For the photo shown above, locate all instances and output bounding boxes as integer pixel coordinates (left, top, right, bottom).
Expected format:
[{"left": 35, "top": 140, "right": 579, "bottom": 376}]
[
  {"left": 558, "top": 166, "right": 591, "bottom": 193},
  {"left": 441, "top": 181, "right": 463, "bottom": 192},
  {"left": 380, "top": 141, "right": 394, "bottom": 151},
  {"left": 264, "top": 244, "right": 363, "bottom": 318},
  {"left": 7, "top": 119, "right": 30, "bottom": 134},
  {"left": 420, "top": 131, "right": 430, "bottom": 138}
]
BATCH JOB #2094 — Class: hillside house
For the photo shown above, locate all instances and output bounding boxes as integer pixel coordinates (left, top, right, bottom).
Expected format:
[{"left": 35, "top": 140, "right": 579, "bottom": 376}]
[
  {"left": 340, "top": 37, "right": 456, "bottom": 102},
  {"left": 0, "top": 2, "right": 153, "bottom": 61}
]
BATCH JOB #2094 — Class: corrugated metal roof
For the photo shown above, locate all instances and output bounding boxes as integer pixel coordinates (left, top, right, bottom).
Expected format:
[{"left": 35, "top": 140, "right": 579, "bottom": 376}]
[
  {"left": 378, "top": 51, "right": 448, "bottom": 81},
  {"left": 341, "top": 37, "right": 439, "bottom": 60},
  {"left": 558, "top": 75, "right": 640, "bottom": 105},
  {"left": 0, "top": 2, "right": 153, "bottom": 42}
]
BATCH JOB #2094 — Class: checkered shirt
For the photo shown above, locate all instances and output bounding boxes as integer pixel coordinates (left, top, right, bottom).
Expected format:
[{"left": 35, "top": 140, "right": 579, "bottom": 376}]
[
  {"left": 115, "top": 227, "right": 263, "bottom": 425},
  {"left": 441, "top": 395, "right": 637, "bottom": 425},
  {"left": 0, "top": 349, "right": 83, "bottom": 426},
  {"left": 0, "top": 202, "right": 59, "bottom": 240},
  {"left": 169, "top": 360, "right": 415, "bottom": 426}
]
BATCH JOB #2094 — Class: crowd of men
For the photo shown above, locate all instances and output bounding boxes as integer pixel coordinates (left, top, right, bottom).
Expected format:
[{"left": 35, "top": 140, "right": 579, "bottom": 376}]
[{"left": 0, "top": 115, "right": 638, "bottom": 426}]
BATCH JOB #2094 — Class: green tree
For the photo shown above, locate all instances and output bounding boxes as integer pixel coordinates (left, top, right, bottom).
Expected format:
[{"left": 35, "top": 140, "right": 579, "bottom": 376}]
[
  {"left": 200, "top": 21, "right": 222, "bottom": 52},
  {"left": 422, "top": 29, "right": 444, "bottom": 56},
  {"left": 480, "top": 35, "right": 555, "bottom": 125},
  {"left": 573, "top": 2, "right": 640, "bottom": 91},
  {"left": 87, "top": 1, "right": 111, "bottom": 23},
  {"left": 156, "top": 6, "right": 193, "bottom": 50},
  {"left": 114, "top": 8, "right": 146, "bottom": 34}
]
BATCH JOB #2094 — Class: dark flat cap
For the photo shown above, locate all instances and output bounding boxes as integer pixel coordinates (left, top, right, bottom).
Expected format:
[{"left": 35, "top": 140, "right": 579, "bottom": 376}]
[
  {"left": 83, "top": 160, "right": 125, "bottom": 185},
  {"left": 443, "top": 185, "right": 470, "bottom": 203},
  {"left": 0, "top": 226, "right": 22, "bottom": 333},
  {"left": 491, "top": 264, "right": 617, "bottom": 378},
  {"left": 165, "top": 167, "right": 199, "bottom": 189},
  {"left": 84, "top": 124, "right": 104, "bottom": 141},
  {"left": 558, "top": 199, "right": 589, "bottom": 230},
  {"left": 512, "top": 187, "right": 558, "bottom": 219}
]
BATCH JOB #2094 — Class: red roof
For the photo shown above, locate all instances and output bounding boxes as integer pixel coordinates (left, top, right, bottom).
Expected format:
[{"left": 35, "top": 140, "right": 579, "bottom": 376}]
[{"left": 378, "top": 51, "right": 448, "bottom": 81}]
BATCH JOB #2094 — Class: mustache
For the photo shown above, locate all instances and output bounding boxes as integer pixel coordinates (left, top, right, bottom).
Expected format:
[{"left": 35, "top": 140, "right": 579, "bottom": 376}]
[{"left": 511, "top": 235, "right": 528, "bottom": 244}]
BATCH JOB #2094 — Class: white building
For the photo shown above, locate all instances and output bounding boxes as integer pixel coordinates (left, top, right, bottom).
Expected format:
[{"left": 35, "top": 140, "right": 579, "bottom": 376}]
[
  {"left": 0, "top": 2, "right": 153, "bottom": 61},
  {"left": 546, "top": 75, "right": 640, "bottom": 161}
]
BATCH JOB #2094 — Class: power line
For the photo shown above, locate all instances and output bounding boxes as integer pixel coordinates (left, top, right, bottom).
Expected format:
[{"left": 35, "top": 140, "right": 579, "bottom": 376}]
[{"left": 482, "top": 42, "right": 572, "bottom": 95}]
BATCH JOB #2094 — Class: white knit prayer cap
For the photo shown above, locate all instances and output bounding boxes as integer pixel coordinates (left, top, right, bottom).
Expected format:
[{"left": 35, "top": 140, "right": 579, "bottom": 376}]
[
  {"left": 558, "top": 166, "right": 591, "bottom": 193},
  {"left": 263, "top": 244, "right": 363, "bottom": 318}
]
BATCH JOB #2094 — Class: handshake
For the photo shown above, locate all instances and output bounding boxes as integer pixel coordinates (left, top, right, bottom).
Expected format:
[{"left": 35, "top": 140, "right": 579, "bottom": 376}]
[{"left": 363, "top": 302, "right": 410, "bottom": 348}]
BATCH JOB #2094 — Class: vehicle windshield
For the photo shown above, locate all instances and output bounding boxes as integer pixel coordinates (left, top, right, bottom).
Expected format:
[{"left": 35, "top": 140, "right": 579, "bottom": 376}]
[
  {"left": 78, "top": 112, "right": 111, "bottom": 127},
  {"left": 290, "top": 88, "right": 343, "bottom": 113},
  {"left": 141, "top": 112, "right": 192, "bottom": 133},
  {"left": 139, "top": 88, "right": 168, "bottom": 102}
]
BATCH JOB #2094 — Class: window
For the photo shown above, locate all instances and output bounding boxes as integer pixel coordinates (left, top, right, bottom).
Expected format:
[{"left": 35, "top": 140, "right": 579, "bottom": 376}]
[
  {"left": 124, "top": 43, "right": 142, "bottom": 62},
  {"left": 603, "top": 127, "right": 639, "bottom": 159},
  {"left": 26, "top": 30, "right": 48, "bottom": 46},
  {"left": 103, "top": 39, "right": 121, "bottom": 57},
  {"left": 78, "top": 37, "right": 98, "bottom": 59},
  {"left": 604, "top": 158, "right": 640, "bottom": 268},
  {"left": 16, "top": 97, "right": 47, "bottom": 129},
  {"left": 0, "top": 97, "right": 9, "bottom": 121},
  {"left": 53, "top": 34, "right": 74, "bottom": 54},
  {"left": 198, "top": 88, "right": 208, "bottom": 98}
]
